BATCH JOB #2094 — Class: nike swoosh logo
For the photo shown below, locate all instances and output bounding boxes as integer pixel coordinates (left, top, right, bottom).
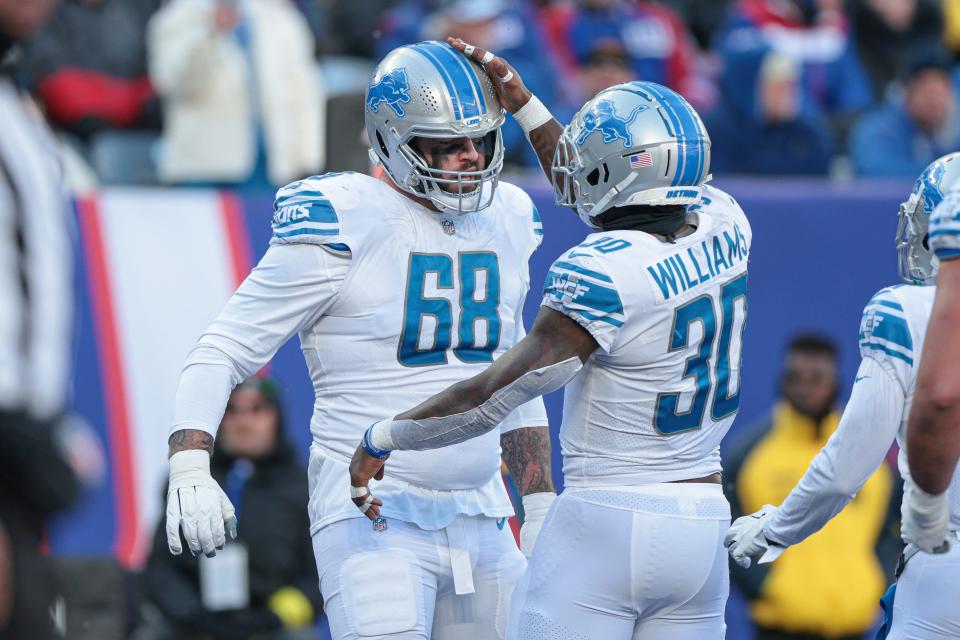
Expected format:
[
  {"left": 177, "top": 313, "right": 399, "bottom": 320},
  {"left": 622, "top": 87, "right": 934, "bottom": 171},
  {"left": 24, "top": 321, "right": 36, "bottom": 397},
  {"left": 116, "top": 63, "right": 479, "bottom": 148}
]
[{"left": 855, "top": 376, "right": 870, "bottom": 383}]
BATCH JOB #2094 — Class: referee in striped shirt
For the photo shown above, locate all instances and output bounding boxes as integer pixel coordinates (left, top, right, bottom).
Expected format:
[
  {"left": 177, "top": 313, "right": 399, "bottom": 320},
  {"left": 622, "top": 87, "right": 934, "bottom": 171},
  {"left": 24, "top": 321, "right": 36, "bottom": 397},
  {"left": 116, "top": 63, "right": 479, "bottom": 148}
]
[{"left": 0, "top": 2, "right": 80, "bottom": 638}]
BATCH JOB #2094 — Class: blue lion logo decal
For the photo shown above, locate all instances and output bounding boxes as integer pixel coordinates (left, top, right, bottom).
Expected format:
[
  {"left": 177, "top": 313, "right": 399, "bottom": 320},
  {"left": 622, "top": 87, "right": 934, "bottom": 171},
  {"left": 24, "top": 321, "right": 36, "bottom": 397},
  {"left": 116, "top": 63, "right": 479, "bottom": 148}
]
[
  {"left": 917, "top": 161, "right": 947, "bottom": 215},
  {"left": 367, "top": 68, "right": 411, "bottom": 118},
  {"left": 576, "top": 100, "right": 648, "bottom": 148}
]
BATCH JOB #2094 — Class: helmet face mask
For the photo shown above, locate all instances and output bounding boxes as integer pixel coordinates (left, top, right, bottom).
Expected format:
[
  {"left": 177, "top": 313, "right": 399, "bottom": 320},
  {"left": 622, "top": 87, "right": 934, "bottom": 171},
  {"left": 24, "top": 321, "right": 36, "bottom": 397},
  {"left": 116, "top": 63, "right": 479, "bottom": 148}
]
[
  {"left": 897, "top": 152, "right": 960, "bottom": 285},
  {"left": 551, "top": 81, "right": 711, "bottom": 229},
  {"left": 400, "top": 130, "right": 503, "bottom": 212},
  {"left": 365, "top": 42, "right": 505, "bottom": 214},
  {"left": 896, "top": 193, "right": 936, "bottom": 285},
  {"left": 551, "top": 130, "right": 584, "bottom": 210}
]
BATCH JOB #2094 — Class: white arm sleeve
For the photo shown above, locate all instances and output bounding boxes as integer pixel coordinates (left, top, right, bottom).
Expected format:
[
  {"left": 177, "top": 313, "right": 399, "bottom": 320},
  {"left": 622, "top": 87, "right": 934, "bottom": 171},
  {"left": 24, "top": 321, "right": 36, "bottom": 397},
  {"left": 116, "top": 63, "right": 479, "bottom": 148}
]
[
  {"left": 500, "top": 306, "right": 549, "bottom": 434},
  {"left": 371, "top": 357, "right": 581, "bottom": 452},
  {"left": 764, "top": 356, "right": 904, "bottom": 546},
  {"left": 170, "top": 244, "right": 349, "bottom": 437}
]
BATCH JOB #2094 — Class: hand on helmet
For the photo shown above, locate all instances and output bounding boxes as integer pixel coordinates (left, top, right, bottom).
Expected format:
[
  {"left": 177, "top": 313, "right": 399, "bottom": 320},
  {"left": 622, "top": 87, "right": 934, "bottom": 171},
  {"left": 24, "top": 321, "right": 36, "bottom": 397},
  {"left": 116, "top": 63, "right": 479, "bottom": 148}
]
[{"left": 447, "top": 37, "right": 533, "bottom": 114}]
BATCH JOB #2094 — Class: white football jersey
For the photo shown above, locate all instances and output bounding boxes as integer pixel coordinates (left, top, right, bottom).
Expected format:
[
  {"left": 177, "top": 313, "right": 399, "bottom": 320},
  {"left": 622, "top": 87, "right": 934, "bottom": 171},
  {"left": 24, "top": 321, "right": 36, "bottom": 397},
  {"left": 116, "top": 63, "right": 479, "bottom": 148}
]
[
  {"left": 280, "top": 172, "right": 549, "bottom": 530},
  {"left": 173, "top": 171, "right": 548, "bottom": 533},
  {"left": 542, "top": 185, "right": 750, "bottom": 486},
  {"left": 858, "top": 284, "right": 960, "bottom": 530}
]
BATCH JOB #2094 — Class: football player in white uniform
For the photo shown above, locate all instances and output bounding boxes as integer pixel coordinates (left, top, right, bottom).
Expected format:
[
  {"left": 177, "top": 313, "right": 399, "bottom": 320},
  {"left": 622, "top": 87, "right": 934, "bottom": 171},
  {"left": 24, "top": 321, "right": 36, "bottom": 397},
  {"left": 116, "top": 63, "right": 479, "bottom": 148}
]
[
  {"left": 904, "top": 168, "right": 960, "bottom": 558},
  {"left": 350, "top": 41, "right": 750, "bottom": 639},
  {"left": 725, "top": 153, "right": 960, "bottom": 639},
  {"left": 163, "top": 41, "right": 556, "bottom": 640}
]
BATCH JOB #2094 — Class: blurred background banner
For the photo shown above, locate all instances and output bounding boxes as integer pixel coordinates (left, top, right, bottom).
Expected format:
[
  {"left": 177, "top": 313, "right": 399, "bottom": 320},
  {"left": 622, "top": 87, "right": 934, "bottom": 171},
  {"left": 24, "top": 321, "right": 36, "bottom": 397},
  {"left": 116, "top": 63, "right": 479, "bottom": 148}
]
[
  {"left": 51, "top": 175, "right": 911, "bottom": 569},
  {"left": 64, "top": 190, "right": 257, "bottom": 568}
]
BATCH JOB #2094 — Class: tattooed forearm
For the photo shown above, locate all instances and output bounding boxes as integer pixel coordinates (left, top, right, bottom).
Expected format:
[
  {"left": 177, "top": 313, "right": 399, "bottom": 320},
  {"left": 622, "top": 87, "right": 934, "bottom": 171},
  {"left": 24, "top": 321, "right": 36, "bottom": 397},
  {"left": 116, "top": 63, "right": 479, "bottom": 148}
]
[
  {"left": 501, "top": 427, "right": 554, "bottom": 495},
  {"left": 168, "top": 429, "right": 214, "bottom": 458},
  {"left": 528, "top": 119, "right": 564, "bottom": 188}
]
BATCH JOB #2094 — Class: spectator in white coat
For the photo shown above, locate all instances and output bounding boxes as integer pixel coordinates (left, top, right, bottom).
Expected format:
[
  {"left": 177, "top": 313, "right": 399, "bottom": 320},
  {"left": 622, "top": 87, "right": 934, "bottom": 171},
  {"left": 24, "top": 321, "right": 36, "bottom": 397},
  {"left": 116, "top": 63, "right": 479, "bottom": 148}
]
[{"left": 148, "top": 0, "right": 323, "bottom": 189}]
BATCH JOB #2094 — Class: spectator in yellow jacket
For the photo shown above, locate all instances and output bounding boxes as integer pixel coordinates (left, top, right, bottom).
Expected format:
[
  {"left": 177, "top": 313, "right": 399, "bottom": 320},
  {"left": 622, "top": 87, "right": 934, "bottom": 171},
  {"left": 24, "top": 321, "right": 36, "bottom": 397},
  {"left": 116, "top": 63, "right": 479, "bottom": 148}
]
[{"left": 724, "top": 335, "right": 900, "bottom": 640}]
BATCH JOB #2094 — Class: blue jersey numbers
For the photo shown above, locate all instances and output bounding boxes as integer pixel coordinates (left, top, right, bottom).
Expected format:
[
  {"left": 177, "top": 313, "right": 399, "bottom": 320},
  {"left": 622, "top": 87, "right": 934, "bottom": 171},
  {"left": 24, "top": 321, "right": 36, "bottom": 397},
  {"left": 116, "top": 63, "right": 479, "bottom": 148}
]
[
  {"left": 567, "top": 236, "right": 632, "bottom": 258},
  {"left": 399, "top": 252, "right": 501, "bottom": 366},
  {"left": 654, "top": 273, "right": 748, "bottom": 434}
]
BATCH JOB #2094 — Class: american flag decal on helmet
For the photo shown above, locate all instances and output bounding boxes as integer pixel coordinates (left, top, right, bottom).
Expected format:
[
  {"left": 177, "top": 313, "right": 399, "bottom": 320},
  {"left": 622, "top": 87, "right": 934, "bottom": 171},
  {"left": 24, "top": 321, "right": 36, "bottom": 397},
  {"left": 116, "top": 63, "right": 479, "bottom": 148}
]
[{"left": 629, "top": 151, "right": 653, "bottom": 168}]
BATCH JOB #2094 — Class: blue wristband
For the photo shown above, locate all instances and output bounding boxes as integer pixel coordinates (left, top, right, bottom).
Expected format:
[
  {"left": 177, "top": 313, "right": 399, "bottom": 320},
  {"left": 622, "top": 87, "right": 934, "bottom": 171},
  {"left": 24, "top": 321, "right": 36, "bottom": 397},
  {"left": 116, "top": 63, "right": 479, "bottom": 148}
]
[{"left": 362, "top": 424, "right": 391, "bottom": 460}]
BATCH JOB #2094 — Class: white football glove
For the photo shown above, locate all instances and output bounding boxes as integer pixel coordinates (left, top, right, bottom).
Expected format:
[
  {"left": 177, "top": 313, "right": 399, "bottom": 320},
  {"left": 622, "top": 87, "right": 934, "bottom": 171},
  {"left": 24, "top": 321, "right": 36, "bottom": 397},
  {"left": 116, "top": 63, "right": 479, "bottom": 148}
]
[
  {"left": 166, "top": 450, "right": 237, "bottom": 557},
  {"left": 519, "top": 492, "right": 555, "bottom": 558},
  {"left": 724, "top": 504, "right": 783, "bottom": 569},
  {"left": 902, "top": 484, "right": 951, "bottom": 553}
]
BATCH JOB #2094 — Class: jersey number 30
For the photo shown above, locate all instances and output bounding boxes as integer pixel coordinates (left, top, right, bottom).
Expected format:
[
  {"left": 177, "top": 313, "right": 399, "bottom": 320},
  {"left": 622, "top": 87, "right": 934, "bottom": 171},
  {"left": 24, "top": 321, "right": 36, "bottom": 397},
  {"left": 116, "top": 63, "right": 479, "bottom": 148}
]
[
  {"left": 398, "top": 252, "right": 501, "bottom": 366},
  {"left": 655, "top": 273, "right": 748, "bottom": 434}
]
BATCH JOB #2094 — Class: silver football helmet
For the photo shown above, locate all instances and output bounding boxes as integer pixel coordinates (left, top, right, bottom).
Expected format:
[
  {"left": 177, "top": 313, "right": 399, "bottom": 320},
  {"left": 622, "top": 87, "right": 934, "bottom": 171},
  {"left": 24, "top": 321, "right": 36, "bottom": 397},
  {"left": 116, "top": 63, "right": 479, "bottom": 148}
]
[
  {"left": 897, "top": 152, "right": 960, "bottom": 285},
  {"left": 552, "top": 81, "right": 711, "bottom": 228},
  {"left": 365, "top": 41, "right": 505, "bottom": 213}
]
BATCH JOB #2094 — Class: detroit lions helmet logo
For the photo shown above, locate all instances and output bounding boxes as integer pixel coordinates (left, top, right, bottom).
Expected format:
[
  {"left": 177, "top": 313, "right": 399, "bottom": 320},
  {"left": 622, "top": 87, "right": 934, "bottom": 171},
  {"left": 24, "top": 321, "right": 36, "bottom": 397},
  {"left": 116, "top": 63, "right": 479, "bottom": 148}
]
[
  {"left": 916, "top": 161, "right": 947, "bottom": 215},
  {"left": 576, "top": 100, "right": 648, "bottom": 148},
  {"left": 367, "top": 68, "right": 412, "bottom": 118}
]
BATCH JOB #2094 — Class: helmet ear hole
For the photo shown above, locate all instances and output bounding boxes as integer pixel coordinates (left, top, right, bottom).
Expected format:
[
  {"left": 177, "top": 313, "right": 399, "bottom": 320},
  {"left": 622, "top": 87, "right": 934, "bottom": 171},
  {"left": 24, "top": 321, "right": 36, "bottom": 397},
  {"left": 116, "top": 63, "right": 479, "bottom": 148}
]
[
  {"left": 375, "top": 130, "right": 390, "bottom": 159},
  {"left": 586, "top": 168, "right": 600, "bottom": 186}
]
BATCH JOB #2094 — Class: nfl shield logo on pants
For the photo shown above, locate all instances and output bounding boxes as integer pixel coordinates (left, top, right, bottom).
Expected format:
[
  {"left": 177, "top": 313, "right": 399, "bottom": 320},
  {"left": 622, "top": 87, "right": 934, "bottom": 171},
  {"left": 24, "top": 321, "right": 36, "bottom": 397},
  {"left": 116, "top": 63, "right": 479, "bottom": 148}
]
[{"left": 373, "top": 516, "right": 388, "bottom": 532}]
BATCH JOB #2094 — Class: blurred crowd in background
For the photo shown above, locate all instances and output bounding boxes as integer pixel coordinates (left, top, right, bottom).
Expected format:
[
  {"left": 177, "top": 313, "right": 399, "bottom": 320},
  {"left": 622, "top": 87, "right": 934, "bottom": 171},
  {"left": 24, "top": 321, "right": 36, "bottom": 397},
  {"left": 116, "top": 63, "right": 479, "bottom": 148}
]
[
  {"left": 0, "top": 2, "right": 924, "bottom": 638},
  {"left": 8, "top": 0, "right": 960, "bottom": 192}
]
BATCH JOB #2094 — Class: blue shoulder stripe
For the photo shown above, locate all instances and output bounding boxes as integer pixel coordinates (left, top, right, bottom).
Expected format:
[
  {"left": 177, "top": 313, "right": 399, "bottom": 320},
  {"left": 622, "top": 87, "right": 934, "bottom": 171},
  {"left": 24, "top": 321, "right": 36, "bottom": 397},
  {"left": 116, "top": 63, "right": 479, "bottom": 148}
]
[
  {"left": 544, "top": 270, "right": 623, "bottom": 316},
  {"left": 861, "top": 341, "right": 913, "bottom": 366},
  {"left": 532, "top": 204, "right": 543, "bottom": 236},
  {"left": 578, "top": 308, "right": 624, "bottom": 328},
  {"left": 272, "top": 198, "right": 340, "bottom": 243},
  {"left": 936, "top": 247, "right": 960, "bottom": 259},
  {"left": 274, "top": 227, "right": 338, "bottom": 238},
  {"left": 273, "top": 200, "right": 338, "bottom": 226},
  {"left": 552, "top": 260, "right": 613, "bottom": 283},
  {"left": 862, "top": 311, "right": 913, "bottom": 351},
  {"left": 933, "top": 212, "right": 960, "bottom": 224},
  {"left": 275, "top": 189, "right": 326, "bottom": 210},
  {"left": 579, "top": 281, "right": 623, "bottom": 315},
  {"left": 928, "top": 228, "right": 960, "bottom": 238}
]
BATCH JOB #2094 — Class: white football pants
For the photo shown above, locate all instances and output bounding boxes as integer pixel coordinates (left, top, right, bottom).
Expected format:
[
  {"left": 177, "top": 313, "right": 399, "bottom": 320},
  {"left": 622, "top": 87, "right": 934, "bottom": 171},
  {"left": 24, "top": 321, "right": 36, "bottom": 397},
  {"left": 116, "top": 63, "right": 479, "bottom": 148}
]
[
  {"left": 312, "top": 514, "right": 526, "bottom": 640},
  {"left": 888, "top": 536, "right": 960, "bottom": 639},
  {"left": 507, "top": 483, "right": 731, "bottom": 640}
]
